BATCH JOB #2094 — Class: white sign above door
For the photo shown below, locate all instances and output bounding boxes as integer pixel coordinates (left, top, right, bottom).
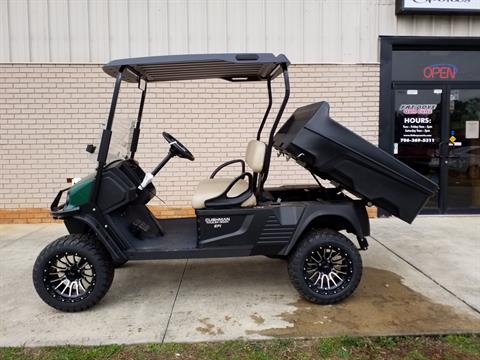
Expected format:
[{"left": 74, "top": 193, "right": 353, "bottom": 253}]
[{"left": 397, "top": 0, "right": 480, "bottom": 14}]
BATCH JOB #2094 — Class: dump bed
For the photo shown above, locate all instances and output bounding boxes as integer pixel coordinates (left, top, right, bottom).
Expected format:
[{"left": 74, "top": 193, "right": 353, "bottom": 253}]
[{"left": 273, "top": 102, "right": 438, "bottom": 223}]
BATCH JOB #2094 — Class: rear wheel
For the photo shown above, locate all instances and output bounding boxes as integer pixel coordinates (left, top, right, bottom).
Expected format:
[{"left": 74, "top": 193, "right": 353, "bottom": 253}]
[
  {"left": 288, "top": 229, "right": 362, "bottom": 304},
  {"left": 32, "top": 234, "right": 114, "bottom": 312}
]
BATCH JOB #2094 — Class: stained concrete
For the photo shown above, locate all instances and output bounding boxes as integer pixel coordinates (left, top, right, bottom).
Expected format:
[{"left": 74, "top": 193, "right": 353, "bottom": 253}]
[
  {"left": 0, "top": 217, "right": 479, "bottom": 346},
  {"left": 254, "top": 268, "right": 480, "bottom": 338},
  {"left": 370, "top": 216, "right": 480, "bottom": 312},
  {"left": 163, "top": 232, "right": 480, "bottom": 342},
  {"left": 162, "top": 257, "right": 295, "bottom": 342}
]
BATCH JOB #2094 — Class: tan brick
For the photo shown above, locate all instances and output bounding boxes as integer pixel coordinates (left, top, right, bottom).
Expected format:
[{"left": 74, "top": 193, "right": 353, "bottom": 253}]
[
  {"left": 0, "top": 205, "right": 375, "bottom": 223},
  {"left": 0, "top": 63, "right": 379, "bottom": 210}
]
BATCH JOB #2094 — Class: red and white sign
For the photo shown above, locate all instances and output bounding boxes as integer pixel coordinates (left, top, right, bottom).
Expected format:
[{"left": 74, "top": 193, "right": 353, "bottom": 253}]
[
  {"left": 399, "top": 104, "right": 437, "bottom": 115},
  {"left": 423, "top": 64, "right": 458, "bottom": 80}
]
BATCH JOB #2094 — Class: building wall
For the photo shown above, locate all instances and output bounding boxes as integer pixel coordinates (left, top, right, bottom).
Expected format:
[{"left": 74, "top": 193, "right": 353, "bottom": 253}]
[
  {"left": 0, "top": 63, "right": 379, "bottom": 210},
  {"left": 2, "top": 0, "right": 477, "bottom": 218},
  {"left": 1, "top": 0, "right": 479, "bottom": 64}
]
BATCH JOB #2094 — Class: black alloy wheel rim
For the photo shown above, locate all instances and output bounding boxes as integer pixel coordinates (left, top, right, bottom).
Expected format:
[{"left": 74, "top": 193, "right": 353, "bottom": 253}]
[
  {"left": 43, "top": 252, "right": 96, "bottom": 302},
  {"left": 303, "top": 244, "right": 354, "bottom": 295}
]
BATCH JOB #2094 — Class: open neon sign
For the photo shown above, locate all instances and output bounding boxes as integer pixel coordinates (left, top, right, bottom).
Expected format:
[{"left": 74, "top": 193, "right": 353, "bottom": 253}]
[{"left": 423, "top": 64, "right": 458, "bottom": 80}]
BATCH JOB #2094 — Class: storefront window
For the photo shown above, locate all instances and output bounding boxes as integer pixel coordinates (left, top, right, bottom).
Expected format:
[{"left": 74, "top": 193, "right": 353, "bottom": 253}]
[
  {"left": 448, "top": 89, "right": 480, "bottom": 209},
  {"left": 380, "top": 38, "right": 480, "bottom": 214},
  {"left": 392, "top": 50, "right": 480, "bottom": 82},
  {"left": 394, "top": 89, "right": 442, "bottom": 209}
]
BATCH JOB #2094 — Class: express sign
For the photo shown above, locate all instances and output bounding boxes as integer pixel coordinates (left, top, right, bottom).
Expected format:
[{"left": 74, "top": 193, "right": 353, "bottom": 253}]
[{"left": 423, "top": 64, "right": 458, "bottom": 80}]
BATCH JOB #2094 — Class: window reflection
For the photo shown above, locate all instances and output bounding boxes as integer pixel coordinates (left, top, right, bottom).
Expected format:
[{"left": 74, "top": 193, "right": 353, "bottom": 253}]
[{"left": 448, "top": 90, "right": 480, "bottom": 209}]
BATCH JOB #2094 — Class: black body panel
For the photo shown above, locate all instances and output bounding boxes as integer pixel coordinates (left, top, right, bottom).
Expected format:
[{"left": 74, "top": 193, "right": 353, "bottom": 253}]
[
  {"left": 120, "top": 199, "right": 368, "bottom": 260},
  {"left": 278, "top": 199, "right": 370, "bottom": 254},
  {"left": 197, "top": 205, "right": 303, "bottom": 256},
  {"left": 96, "top": 159, "right": 149, "bottom": 214},
  {"left": 64, "top": 213, "right": 128, "bottom": 264},
  {"left": 57, "top": 159, "right": 370, "bottom": 261},
  {"left": 273, "top": 102, "right": 438, "bottom": 223}
]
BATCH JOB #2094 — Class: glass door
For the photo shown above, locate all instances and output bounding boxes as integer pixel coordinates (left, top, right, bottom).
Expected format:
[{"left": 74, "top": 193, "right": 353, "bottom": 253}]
[
  {"left": 393, "top": 88, "right": 443, "bottom": 211},
  {"left": 393, "top": 86, "right": 480, "bottom": 214},
  {"left": 446, "top": 89, "right": 480, "bottom": 212}
]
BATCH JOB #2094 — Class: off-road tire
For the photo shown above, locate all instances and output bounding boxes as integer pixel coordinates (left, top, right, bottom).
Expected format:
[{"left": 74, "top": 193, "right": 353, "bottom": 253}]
[
  {"left": 288, "top": 229, "right": 362, "bottom": 304},
  {"left": 33, "top": 234, "right": 114, "bottom": 312}
]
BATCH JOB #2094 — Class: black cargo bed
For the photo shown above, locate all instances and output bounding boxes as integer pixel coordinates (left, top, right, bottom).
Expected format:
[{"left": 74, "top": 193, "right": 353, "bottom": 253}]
[{"left": 273, "top": 102, "right": 438, "bottom": 223}]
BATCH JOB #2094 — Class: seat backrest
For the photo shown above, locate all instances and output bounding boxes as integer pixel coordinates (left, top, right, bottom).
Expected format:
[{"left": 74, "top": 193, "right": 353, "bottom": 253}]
[{"left": 245, "top": 140, "right": 266, "bottom": 173}]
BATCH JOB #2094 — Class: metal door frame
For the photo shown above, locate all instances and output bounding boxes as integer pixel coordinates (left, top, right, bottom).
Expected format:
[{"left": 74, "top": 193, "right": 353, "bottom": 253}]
[
  {"left": 390, "top": 83, "right": 480, "bottom": 215},
  {"left": 392, "top": 84, "right": 447, "bottom": 214},
  {"left": 379, "top": 36, "right": 480, "bottom": 216}
]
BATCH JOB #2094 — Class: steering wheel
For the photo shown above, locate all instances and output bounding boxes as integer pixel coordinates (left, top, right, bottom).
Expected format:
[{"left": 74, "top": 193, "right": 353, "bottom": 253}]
[{"left": 162, "top": 132, "right": 195, "bottom": 161}]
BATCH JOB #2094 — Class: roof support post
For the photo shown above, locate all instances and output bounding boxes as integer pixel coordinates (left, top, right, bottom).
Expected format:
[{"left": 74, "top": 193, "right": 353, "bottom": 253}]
[
  {"left": 252, "top": 78, "right": 273, "bottom": 192},
  {"left": 256, "top": 78, "right": 273, "bottom": 141},
  {"left": 258, "top": 64, "right": 290, "bottom": 194},
  {"left": 90, "top": 68, "right": 125, "bottom": 203},
  {"left": 130, "top": 80, "right": 147, "bottom": 159}
]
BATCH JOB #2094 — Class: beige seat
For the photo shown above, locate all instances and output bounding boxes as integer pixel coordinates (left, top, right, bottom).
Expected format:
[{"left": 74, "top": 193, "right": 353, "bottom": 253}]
[
  {"left": 192, "top": 178, "right": 257, "bottom": 209},
  {"left": 192, "top": 140, "right": 266, "bottom": 209}
]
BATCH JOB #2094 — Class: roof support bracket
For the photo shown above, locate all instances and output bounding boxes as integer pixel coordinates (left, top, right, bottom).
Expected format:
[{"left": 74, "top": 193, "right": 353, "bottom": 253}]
[
  {"left": 258, "top": 64, "right": 290, "bottom": 194},
  {"left": 130, "top": 80, "right": 148, "bottom": 159}
]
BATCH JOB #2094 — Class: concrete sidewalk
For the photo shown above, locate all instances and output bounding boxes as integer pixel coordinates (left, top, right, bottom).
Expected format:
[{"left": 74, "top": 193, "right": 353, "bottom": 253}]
[{"left": 0, "top": 217, "right": 479, "bottom": 346}]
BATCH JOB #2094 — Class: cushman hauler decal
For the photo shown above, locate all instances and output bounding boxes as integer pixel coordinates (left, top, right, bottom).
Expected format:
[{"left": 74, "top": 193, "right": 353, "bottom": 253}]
[
  {"left": 205, "top": 217, "right": 231, "bottom": 224},
  {"left": 205, "top": 217, "right": 231, "bottom": 229}
]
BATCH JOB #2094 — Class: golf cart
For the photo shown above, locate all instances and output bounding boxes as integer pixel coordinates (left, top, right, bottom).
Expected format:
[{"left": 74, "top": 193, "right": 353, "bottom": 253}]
[{"left": 33, "top": 53, "right": 437, "bottom": 312}]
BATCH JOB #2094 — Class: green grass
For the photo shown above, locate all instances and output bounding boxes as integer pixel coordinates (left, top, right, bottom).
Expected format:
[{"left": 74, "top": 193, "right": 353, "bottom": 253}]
[
  {"left": 1, "top": 334, "right": 479, "bottom": 360},
  {"left": 444, "top": 334, "right": 480, "bottom": 354}
]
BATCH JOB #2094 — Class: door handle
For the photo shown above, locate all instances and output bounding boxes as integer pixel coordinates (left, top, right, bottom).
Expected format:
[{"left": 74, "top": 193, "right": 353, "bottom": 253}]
[{"left": 438, "top": 141, "right": 449, "bottom": 157}]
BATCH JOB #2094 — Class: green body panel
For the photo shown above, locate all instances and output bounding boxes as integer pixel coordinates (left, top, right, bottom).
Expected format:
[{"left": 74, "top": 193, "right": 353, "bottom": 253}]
[{"left": 68, "top": 174, "right": 95, "bottom": 207}]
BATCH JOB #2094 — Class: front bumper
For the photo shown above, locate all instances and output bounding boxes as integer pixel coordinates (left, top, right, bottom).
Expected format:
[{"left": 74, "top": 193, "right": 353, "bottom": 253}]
[{"left": 50, "top": 187, "right": 79, "bottom": 219}]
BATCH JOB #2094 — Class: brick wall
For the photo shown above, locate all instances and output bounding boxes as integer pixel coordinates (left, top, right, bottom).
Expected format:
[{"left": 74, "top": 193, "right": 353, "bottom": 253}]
[{"left": 0, "top": 63, "right": 379, "bottom": 215}]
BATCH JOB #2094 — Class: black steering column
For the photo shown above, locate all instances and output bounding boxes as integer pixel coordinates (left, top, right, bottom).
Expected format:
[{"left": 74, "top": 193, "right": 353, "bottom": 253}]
[{"left": 138, "top": 132, "right": 195, "bottom": 190}]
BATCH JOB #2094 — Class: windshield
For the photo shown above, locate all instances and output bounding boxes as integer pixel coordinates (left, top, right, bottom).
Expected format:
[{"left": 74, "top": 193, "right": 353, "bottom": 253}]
[
  {"left": 109, "top": 81, "right": 141, "bottom": 162},
  {"left": 107, "top": 117, "right": 135, "bottom": 163},
  {"left": 89, "top": 82, "right": 141, "bottom": 164}
]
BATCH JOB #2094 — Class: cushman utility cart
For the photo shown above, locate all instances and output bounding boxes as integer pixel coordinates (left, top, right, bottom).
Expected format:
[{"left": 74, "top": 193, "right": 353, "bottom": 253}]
[{"left": 33, "top": 53, "right": 437, "bottom": 312}]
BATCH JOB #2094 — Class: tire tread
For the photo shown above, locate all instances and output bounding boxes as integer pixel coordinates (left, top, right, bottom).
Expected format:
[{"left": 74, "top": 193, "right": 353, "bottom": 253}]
[
  {"left": 288, "top": 229, "right": 362, "bottom": 305},
  {"left": 33, "top": 234, "right": 114, "bottom": 312}
]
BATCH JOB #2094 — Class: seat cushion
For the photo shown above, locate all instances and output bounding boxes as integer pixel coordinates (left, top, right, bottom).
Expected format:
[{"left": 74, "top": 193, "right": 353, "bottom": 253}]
[
  {"left": 191, "top": 178, "right": 256, "bottom": 209},
  {"left": 245, "top": 140, "right": 266, "bottom": 173}
]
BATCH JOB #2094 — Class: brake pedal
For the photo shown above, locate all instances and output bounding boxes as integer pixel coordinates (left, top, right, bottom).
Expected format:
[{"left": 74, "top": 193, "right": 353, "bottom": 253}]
[{"left": 129, "top": 219, "right": 151, "bottom": 237}]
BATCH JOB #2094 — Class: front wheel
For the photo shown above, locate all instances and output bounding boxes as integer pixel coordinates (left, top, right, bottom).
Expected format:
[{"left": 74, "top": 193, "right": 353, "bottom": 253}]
[
  {"left": 288, "top": 229, "right": 362, "bottom": 304},
  {"left": 32, "top": 234, "right": 114, "bottom": 312}
]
